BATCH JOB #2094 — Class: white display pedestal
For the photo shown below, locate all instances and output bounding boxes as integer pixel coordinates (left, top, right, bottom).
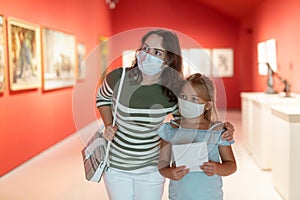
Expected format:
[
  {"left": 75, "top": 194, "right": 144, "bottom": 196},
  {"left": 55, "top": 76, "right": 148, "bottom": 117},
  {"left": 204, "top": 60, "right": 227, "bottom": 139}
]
[
  {"left": 241, "top": 92, "right": 300, "bottom": 170},
  {"left": 271, "top": 105, "right": 300, "bottom": 200},
  {"left": 240, "top": 92, "right": 262, "bottom": 154}
]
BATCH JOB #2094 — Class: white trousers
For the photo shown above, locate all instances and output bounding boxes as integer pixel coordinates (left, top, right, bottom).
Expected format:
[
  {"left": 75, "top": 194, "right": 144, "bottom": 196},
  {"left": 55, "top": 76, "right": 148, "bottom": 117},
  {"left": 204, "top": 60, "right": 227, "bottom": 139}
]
[{"left": 104, "top": 167, "right": 165, "bottom": 200}]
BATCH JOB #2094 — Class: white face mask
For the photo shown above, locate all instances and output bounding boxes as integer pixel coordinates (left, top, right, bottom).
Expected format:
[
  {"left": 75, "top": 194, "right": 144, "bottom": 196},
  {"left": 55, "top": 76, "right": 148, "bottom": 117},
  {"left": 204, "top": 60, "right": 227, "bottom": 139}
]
[
  {"left": 178, "top": 98, "right": 205, "bottom": 119},
  {"left": 136, "top": 51, "right": 164, "bottom": 76}
]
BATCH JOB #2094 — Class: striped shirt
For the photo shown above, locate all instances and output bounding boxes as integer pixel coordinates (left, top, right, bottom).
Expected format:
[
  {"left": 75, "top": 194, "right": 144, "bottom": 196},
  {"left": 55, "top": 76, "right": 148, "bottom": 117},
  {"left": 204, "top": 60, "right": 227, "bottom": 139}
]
[{"left": 96, "top": 68, "right": 179, "bottom": 172}]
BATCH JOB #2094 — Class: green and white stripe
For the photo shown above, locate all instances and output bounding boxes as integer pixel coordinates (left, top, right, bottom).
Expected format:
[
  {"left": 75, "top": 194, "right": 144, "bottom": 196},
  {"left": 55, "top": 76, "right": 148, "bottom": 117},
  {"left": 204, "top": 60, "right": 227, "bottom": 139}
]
[{"left": 96, "top": 68, "right": 179, "bottom": 171}]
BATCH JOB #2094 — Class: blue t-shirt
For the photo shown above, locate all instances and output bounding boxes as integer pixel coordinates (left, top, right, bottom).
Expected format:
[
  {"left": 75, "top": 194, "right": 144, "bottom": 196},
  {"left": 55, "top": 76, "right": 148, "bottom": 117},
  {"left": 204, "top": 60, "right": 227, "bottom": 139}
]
[{"left": 157, "top": 122, "right": 234, "bottom": 200}]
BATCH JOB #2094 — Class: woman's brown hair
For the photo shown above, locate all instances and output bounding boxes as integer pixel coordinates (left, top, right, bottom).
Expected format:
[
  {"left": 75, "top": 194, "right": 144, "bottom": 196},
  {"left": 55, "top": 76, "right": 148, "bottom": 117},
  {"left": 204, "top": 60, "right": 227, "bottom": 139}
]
[{"left": 128, "top": 29, "right": 183, "bottom": 102}]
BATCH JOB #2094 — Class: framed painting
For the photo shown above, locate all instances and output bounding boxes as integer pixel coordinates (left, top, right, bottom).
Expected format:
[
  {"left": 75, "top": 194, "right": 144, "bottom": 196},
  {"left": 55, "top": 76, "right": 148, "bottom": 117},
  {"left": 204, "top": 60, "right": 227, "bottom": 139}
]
[
  {"left": 7, "top": 17, "right": 41, "bottom": 91},
  {"left": 76, "top": 43, "right": 86, "bottom": 81},
  {"left": 0, "top": 15, "right": 5, "bottom": 92},
  {"left": 99, "top": 35, "right": 109, "bottom": 69},
  {"left": 42, "top": 27, "right": 76, "bottom": 90},
  {"left": 211, "top": 48, "right": 234, "bottom": 77},
  {"left": 182, "top": 48, "right": 211, "bottom": 78},
  {"left": 98, "top": 35, "right": 109, "bottom": 83}
]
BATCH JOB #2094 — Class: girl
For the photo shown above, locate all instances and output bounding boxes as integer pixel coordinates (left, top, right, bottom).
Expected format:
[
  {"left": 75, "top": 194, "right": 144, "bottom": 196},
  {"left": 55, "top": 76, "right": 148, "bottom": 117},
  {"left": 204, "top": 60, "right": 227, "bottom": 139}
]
[{"left": 158, "top": 73, "right": 237, "bottom": 200}]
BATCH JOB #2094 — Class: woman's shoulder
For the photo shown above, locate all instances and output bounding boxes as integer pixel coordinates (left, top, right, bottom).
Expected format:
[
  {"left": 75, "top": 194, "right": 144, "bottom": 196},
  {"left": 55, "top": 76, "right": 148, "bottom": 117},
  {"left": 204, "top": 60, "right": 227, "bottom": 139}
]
[
  {"left": 105, "top": 67, "right": 125, "bottom": 85},
  {"left": 107, "top": 67, "right": 123, "bottom": 77}
]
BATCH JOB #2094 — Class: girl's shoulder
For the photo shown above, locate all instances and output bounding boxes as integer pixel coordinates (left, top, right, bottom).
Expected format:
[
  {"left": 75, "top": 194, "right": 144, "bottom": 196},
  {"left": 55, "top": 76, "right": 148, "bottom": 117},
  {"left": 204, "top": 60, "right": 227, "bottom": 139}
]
[
  {"left": 208, "top": 121, "right": 235, "bottom": 146},
  {"left": 170, "top": 119, "right": 180, "bottom": 128},
  {"left": 157, "top": 121, "right": 178, "bottom": 142},
  {"left": 209, "top": 121, "right": 224, "bottom": 131}
]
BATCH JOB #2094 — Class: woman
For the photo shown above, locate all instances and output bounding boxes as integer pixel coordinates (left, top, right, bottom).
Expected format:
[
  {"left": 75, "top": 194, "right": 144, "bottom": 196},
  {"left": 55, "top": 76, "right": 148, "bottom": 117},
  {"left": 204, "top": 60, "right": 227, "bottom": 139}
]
[{"left": 96, "top": 29, "right": 234, "bottom": 200}]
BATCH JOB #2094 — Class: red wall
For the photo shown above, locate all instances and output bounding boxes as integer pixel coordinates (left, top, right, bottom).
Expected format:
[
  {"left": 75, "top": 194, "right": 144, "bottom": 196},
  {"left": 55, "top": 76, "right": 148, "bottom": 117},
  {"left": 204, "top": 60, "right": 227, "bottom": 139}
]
[
  {"left": 0, "top": 0, "right": 112, "bottom": 175},
  {"left": 3, "top": 0, "right": 299, "bottom": 176},
  {"left": 243, "top": 0, "right": 300, "bottom": 93},
  {"left": 111, "top": 0, "right": 242, "bottom": 109}
]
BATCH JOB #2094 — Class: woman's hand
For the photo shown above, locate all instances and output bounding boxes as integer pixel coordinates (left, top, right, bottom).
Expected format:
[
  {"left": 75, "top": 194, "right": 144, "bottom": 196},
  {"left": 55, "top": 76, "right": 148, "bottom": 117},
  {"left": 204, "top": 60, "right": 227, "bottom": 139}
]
[
  {"left": 200, "top": 162, "right": 219, "bottom": 176},
  {"left": 103, "top": 124, "right": 118, "bottom": 141},
  {"left": 222, "top": 121, "right": 235, "bottom": 141}
]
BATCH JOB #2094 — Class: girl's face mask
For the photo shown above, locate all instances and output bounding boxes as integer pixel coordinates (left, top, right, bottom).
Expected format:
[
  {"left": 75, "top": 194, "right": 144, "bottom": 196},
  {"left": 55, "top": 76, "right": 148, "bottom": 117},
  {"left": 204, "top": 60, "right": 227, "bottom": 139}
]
[
  {"left": 136, "top": 51, "right": 164, "bottom": 76},
  {"left": 178, "top": 98, "right": 205, "bottom": 119}
]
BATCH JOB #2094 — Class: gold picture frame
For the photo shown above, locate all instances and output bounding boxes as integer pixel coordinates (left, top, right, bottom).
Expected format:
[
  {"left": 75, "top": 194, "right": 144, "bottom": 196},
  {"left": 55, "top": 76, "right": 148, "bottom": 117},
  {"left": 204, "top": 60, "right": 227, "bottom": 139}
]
[
  {"left": 99, "top": 35, "right": 109, "bottom": 83},
  {"left": 7, "top": 17, "right": 41, "bottom": 91},
  {"left": 0, "top": 15, "right": 5, "bottom": 92},
  {"left": 42, "top": 27, "right": 76, "bottom": 90}
]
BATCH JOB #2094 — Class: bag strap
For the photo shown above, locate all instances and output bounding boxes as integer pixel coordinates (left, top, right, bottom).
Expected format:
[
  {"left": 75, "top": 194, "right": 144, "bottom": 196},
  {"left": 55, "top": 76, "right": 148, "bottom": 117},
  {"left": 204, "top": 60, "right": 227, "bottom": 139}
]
[
  {"left": 104, "top": 67, "right": 126, "bottom": 165},
  {"left": 112, "top": 68, "right": 126, "bottom": 127},
  {"left": 208, "top": 122, "right": 224, "bottom": 131}
]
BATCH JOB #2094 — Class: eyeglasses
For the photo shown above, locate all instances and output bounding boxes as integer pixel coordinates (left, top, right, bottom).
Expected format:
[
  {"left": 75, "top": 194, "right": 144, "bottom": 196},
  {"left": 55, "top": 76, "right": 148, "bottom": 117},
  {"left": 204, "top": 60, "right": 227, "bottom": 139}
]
[{"left": 140, "top": 44, "right": 165, "bottom": 59}]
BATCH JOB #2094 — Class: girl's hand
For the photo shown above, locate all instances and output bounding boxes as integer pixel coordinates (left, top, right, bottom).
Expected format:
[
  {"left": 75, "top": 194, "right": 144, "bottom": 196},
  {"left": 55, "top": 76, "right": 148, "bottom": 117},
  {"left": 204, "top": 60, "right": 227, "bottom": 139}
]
[
  {"left": 104, "top": 124, "right": 118, "bottom": 141},
  {"left": 163, "top": 166, "right": 190, "bottom": 180},
  {"left": 200, "top": 162, "right": 218, "bottom": 176},
  {"left": 222, "top": 121, "right": 235, "bottom": 141}
]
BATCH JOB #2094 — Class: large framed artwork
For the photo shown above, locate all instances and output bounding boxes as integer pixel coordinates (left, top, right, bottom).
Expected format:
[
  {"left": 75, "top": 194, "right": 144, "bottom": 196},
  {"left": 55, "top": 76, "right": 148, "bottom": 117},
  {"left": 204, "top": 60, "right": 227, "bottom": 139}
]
[
  {"left": 76, "top": 43, "right": 86, "bottom": 81},
  {"left": 211, "top": 48, "right": 234, "bottom": 77},
  {"left": 182, "top": 48, "right": 211, "bottom": 78},
  {"left": 7, "top": 17, "right": 41, "bottom": 91},
  {"left": 0, "top": 15, "right": 5, "bottom": 92},
  {"left": 42, "top": 28, "right": 76, "bottom": 90}
]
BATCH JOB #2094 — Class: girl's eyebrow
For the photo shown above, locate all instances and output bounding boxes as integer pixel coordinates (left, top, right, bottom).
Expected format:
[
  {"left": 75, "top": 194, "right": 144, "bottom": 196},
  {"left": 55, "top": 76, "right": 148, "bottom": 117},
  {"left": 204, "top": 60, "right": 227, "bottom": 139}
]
[{"left": 181, "top": 93, "right": 200, "bottom": 98}]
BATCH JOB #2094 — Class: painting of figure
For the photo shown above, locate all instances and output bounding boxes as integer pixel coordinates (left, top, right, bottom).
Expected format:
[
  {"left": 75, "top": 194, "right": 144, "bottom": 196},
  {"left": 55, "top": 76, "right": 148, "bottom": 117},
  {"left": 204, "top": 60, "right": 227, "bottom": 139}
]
[
  {"left": 7, "top": 18, "right": 41, "bottom": 91},
  {"left": 212, "top": 48, "right": 234, "bottom": 77}
]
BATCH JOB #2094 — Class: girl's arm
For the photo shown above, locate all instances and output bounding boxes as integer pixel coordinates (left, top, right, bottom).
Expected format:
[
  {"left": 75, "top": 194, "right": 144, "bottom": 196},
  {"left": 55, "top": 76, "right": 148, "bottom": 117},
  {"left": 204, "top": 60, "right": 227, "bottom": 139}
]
[
  {"left": 217, "top": 145, "right": 237, "bottom": 176},
  {"left": 201, "top": 146, "right": 236, "bottom": 176},
  {"left": 158, "top": 139, "right": 189, "bottom": 180}
]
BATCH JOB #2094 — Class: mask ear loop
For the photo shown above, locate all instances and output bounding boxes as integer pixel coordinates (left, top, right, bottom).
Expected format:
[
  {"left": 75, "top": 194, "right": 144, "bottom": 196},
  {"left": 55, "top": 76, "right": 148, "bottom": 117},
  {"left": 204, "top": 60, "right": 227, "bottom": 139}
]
[{"left": 202, "top": 101, "right": 213, "bottom": 121}]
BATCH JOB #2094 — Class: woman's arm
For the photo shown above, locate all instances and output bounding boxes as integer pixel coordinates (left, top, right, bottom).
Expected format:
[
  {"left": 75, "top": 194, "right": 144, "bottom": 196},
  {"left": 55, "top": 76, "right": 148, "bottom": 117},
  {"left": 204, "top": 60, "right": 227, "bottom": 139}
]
[
  {"left": 158, "top": 139, "right": 171, "bottom": 171},
  {"left": 158, "top": 139, "right": 189, "bottom": 180},
  {"left": 222, "top": 121, "right": 235, "bottom": 141},
  {"left": 98, "top": 106, "right": 117, "bottom": 141},
  {"left": 98, "top": 106, "right": 113, "bottom": 127}
]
